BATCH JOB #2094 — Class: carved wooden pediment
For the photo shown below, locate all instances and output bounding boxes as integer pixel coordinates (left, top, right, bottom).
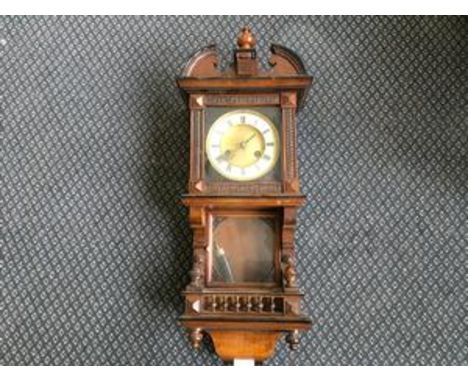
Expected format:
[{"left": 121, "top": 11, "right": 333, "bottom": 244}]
[{"left": 179, "top": 27, "right": 312, "bottom": 107}]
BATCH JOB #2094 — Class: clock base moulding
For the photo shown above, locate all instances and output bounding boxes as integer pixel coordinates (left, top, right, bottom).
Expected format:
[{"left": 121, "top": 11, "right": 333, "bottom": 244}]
[{"left": 181, "top": 318, "right": 310, "bottom": 362}]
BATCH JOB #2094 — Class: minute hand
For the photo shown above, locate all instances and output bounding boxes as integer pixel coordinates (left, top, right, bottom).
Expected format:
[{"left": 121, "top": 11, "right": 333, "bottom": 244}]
[
  {"left": 227, "top": 133, "right": 258, "bottom": 160},
  {"left": 239, "top": 133, "right": 256, "bottom": 149}
]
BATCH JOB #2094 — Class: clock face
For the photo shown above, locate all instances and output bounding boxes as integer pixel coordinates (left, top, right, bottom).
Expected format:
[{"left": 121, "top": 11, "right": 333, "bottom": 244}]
[{"left": 205, "top": 110, "right": 280, "bottom": 181}]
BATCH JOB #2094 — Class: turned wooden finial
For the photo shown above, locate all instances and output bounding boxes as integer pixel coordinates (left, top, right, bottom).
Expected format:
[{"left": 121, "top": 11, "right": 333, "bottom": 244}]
[
  {"left": 237, "top": 26, "right": 256, "bottom": 49},
  {"left": 234, "top": 27, "right": 258, "bottom": 75}
]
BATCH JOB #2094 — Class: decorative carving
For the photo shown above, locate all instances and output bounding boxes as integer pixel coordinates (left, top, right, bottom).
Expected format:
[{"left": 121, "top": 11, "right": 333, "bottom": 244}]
[
  {"left": 189, "top": 94, "right": 205, "bottom": 109},
  {"left": 202, "top": 295, "right": 284, "bottom": 314},
  {"left": 189, "top": 109, "right": 204, "bottom": 189},
  {"left": 285, "top": 330, "right": 300, "bottom": 350},
  {"left": 182, "top": 45, "right": 221, "bottom": 77},
  {"left": 180, "top": 36, "right": 309, "bottom": 79},
  {"left": 177, "top": 30, "right": 312, "bottom": 107},
  {"left": 191, "top": 299, "right": 201, "bottom": 313},
  {"left": 234, "top": 27, "right": 258, "bottom": 76},
  {"left": 188, "top": 247, "right": 204, "bottom": 289},
  {"left": 237, "top": 26, "right": 256, "bottom": 49},
  {"left": 269, "top": 44, "right": 307, "bottom": 75},
  {"left": 282, "top": 207, "right": 298, "bottom": 288},
  {"left": 282, "top": 253, "right": 297, "bottom": 288},
  {"left": 282, "top": 107, "right": 298, "bottom": 190},
  {"left": 281, "top": 92, "right": 297, "bottom": 108},
  {"left": 284, "top": 300, "right": 300, "bottom": 316},
  {"left": 286, "top": 179, "right": 300, "bottom": 193},
  {"left": 205, "top": 182, "right": 281, "bottom": 194},
  {"left": 190, "top": 328, "right": 203, "bottom": 349},
  {"left": 204, "top": 94, "right": 280, "bottom": 106},
  {"left": 193, "top": 180, "right": 204, "bottom": 192},
  {"left": 187, "top": 207, "right": 206, "bottom": 290}
]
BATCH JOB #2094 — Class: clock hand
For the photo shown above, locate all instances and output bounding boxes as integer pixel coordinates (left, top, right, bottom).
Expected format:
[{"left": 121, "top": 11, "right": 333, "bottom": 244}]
[
  {"left": 220, "top": 133, "right": 258, "bottom": 162},
  {"left": 216, "top": 149, "right": 232, "bottom": 162},
  {"left": 239, "top": 133, "right": 256, "bottom": 149},
  {"left": 245, "top": 133, "right": 256, "bottom": 144}
]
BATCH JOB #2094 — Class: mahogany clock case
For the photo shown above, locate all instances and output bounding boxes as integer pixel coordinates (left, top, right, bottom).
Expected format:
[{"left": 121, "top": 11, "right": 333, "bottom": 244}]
[
  {"left": 2, "top": 16, "right": 466, "bottom": 366},
  {"left": 176, "top": 25, "right": 316, "bottom": 362}
]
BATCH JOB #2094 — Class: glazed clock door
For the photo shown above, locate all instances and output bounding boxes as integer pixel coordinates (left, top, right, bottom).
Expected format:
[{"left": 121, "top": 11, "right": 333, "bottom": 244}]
[{"left": 207, "top": 210, "right": 281, "bottom": 287}]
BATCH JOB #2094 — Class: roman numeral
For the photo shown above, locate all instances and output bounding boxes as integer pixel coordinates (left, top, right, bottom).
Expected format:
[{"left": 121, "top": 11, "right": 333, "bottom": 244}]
[
  {"left": 263, "top": 154, "right": 271, "bottom": 161},
  {"left": 266, "top": 142, "right": 274, "bottom": 147},
  {"left": 226, "top": 164, "right": 232, "bottom": 172},
  {"left": 227, "top": 120, "right": 233, "bottom": 126},
  {"left": 240, "top": 116, "right": 246, "bottom": 124},
  {"left": 211, "top": 144, "right": 220, "bottom": 148},
  {"left": 262, "top": 129, "right": 270, "bottom": 135}
]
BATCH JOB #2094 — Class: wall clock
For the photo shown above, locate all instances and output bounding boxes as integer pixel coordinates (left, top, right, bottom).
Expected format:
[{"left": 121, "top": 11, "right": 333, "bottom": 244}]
[{"left": 177, "top": 27, "right": 313, "bottom": 363}]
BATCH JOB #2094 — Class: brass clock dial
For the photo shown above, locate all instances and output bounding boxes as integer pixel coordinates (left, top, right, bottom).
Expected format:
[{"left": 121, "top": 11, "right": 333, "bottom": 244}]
[{"left": 206, "top": 110, "right": 280, "bottom": 181}]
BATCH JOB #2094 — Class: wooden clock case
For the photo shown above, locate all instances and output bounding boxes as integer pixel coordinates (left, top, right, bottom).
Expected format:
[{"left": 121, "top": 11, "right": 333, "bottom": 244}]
[{"left": 177, "top": 28, "right": 313, "bottom": 363}]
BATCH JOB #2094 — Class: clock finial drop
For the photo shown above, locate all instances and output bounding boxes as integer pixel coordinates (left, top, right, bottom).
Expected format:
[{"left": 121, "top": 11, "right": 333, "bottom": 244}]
[{"left": 237, "top": 26, "right": 256, "bottom": 49}]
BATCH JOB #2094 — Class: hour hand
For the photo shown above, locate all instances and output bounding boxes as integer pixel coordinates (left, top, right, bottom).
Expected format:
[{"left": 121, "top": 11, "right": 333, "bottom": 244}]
[{"left": 216, "top": 149, "right": 232, "bottom": 162}]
